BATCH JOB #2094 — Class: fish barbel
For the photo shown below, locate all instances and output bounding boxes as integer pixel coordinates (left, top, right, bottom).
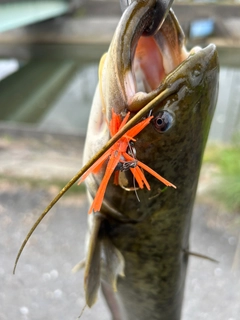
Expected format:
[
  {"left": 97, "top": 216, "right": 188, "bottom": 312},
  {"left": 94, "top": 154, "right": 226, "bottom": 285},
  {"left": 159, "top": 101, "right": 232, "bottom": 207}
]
[{"left": 82, "top": 1, "right": 219, "bottom": 319}]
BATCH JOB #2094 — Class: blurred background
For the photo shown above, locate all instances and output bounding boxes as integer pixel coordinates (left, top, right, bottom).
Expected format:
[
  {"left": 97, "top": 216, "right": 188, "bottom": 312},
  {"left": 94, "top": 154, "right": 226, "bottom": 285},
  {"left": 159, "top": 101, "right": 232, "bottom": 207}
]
[{"left": 0, "top": 0, "right": 240, "bottom": 319}]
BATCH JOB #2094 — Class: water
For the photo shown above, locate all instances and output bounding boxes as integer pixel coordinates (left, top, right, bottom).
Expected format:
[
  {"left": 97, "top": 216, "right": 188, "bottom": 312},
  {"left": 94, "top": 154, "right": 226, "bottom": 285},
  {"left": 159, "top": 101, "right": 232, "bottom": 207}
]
[{"left": 0, "top": 48, "right": 240, "bottom": 141}]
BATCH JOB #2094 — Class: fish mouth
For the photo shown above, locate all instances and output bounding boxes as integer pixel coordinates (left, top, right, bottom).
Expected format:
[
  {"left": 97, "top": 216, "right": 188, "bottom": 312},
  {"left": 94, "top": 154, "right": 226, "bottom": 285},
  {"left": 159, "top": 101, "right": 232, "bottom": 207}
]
[
  {"left": 120, "top": 8, "right": 201, "bottom": 112},
  {"left": 133, "top": 27, "right": 185, "bottom": 93}
]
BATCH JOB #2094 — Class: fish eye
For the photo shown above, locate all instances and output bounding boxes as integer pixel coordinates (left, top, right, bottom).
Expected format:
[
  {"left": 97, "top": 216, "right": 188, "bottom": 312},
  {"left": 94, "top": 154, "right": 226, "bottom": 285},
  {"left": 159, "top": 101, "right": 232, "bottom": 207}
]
[{"left": 152, "top": 111, "right": 173, "bottom": 133}]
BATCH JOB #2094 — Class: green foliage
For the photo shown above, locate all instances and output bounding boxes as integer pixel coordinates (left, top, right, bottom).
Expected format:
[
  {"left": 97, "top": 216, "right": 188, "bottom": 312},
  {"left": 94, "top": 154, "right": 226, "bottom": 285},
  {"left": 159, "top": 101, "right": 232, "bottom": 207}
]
[{"left": 203, "top": 140, "right": 240, "bottom": 212}]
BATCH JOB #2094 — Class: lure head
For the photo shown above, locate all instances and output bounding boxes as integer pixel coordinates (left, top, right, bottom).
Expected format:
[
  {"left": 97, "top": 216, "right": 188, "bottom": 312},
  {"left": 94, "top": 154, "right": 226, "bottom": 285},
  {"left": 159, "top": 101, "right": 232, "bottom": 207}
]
[{"left": 83, "top": 0, "right": 219, "bottom": 220}]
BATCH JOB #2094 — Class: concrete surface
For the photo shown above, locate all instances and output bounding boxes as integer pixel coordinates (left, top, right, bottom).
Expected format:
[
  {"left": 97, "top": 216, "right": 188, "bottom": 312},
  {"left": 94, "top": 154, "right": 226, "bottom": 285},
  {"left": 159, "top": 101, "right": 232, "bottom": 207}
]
[{"left": 1, "top": 131, "right": 240, "bottom": 320}]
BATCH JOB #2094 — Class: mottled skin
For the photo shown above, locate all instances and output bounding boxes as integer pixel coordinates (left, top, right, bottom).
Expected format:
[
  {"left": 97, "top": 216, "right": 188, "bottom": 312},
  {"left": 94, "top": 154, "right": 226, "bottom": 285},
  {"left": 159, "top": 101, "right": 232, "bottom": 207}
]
[{"left": 83, "top": 1, "right": 219, "bottom": 319}]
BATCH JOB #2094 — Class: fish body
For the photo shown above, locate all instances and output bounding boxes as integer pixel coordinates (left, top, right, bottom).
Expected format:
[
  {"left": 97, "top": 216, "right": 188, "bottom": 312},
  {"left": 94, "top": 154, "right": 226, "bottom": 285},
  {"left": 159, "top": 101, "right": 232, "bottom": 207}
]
[{"left": 83, "top": 1, "right": 219, "bottom": 319}]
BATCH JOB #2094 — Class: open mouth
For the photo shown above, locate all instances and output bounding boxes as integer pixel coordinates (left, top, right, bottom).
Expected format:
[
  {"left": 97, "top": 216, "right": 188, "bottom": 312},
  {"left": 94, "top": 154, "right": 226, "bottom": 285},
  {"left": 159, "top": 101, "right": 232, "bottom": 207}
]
[
  {"left": 134, "top": 36, "right": 168, "bottom": 92},
  {"left": 124, "top": 9, "right": 200, "bottom": 111}
]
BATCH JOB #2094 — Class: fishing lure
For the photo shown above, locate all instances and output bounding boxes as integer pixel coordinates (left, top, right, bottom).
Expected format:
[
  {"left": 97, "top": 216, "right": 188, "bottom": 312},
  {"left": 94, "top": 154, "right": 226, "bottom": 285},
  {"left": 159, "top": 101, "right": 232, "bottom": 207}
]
[{"left": 78, "top": 109, "right": 176, "bottom": 214}]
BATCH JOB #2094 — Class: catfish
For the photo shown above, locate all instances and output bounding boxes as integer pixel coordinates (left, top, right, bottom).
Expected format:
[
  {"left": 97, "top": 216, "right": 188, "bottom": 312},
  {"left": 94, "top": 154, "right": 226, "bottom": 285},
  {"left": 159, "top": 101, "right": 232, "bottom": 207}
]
[{"left": 81, "top": 1, "right": 219, "bottom": 319}]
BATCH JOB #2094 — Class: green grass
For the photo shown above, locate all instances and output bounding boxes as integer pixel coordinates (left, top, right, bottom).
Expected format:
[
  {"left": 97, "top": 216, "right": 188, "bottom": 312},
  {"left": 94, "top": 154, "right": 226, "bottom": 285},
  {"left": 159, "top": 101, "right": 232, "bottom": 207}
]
[{"left": 203, "top": 139, "right": 240, "bottom": 212}]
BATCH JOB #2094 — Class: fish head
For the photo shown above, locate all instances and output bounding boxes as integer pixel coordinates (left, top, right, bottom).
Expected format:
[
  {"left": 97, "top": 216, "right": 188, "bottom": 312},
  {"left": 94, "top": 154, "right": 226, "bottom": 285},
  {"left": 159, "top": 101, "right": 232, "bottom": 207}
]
[{"left": 83, "top": 0, "right": 219, "bottom": 220}]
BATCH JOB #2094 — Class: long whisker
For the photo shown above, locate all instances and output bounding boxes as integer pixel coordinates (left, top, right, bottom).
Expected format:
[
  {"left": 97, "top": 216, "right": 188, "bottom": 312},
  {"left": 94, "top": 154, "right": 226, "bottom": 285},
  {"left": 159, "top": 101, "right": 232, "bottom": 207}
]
[{"left": 13, "top": 85, "right": 179, "bottom": 274}]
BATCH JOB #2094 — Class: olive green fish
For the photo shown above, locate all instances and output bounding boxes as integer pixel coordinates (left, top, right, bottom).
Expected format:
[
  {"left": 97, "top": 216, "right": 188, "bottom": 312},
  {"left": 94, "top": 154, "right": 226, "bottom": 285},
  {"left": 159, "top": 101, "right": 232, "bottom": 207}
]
[{"left": 82, "top": 1, "right": 219, "bottom": 319}]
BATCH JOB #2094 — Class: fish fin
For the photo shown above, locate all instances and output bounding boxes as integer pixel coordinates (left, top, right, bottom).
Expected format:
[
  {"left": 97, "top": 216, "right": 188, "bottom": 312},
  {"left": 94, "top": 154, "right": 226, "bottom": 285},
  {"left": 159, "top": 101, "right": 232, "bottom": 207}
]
[
  {"left": 184, "top": 249, "right": 219, "bottom": 263},
  {"left": 72, "top": 259, "right": 85, "bottom": 273},
  {"left": 84, "top": 214, "right": 103, "bottom": 307},
  {"left": 101, "top": 237, "right": 125, "bottom": 292},
  {"left": 101, "top": 281, "right": 123, "bottom": 320}
]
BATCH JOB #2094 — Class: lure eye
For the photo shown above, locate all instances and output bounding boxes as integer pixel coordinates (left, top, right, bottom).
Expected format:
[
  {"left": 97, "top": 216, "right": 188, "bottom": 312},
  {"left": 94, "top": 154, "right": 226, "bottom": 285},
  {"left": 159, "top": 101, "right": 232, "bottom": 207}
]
[{"left": 152, "top": 111, "right": 173, "bottom": 133}]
